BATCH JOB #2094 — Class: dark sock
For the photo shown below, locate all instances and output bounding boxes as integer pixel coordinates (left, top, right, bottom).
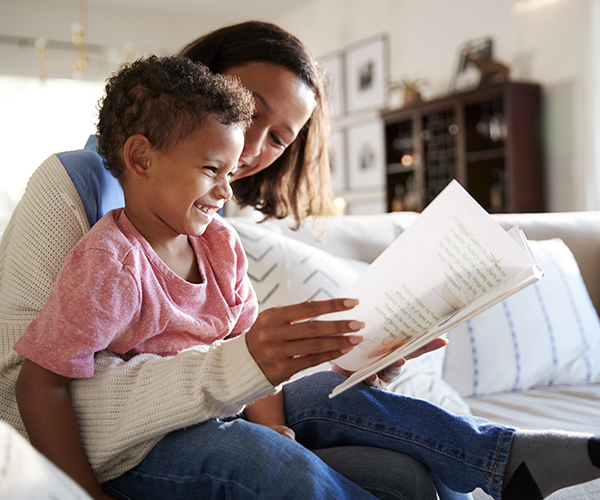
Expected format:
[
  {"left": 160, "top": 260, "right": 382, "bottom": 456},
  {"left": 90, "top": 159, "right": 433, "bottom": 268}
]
[{"left": 502, "top": 430, "right": 600, "bottom": 500}]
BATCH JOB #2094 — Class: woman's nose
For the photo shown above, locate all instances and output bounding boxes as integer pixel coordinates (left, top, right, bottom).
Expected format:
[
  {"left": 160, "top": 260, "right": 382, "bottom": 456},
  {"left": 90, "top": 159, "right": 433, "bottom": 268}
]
[{"left": 242, "top": 125, "right": 267, "bottom": 160}]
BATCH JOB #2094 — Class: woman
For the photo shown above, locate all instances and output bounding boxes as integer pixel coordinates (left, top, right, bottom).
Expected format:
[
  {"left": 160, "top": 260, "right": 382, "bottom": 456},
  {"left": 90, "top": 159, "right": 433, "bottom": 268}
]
[{"left": 0, "top": 20, "right": 441, "bottom": 500}]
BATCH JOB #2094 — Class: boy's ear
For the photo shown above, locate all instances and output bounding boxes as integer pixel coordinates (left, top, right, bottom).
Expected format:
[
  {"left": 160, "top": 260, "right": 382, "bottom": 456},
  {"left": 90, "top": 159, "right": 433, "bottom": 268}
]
[{"left": 123, "top": 135, "right": 153, "bottom": 179}]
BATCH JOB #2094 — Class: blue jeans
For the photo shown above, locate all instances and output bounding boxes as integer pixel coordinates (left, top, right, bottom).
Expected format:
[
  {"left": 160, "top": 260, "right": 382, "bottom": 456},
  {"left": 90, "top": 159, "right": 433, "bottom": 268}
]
[{"left": 103, "top": 371, "right": 513, "bottom": 500}]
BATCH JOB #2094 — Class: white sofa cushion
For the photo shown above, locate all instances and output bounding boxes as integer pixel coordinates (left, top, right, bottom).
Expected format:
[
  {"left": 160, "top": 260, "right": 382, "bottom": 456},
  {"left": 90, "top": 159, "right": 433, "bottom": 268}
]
[
  {"left": 443, "top": 238, "right": 600, "bottom": 397},
  {"left": 387, "top": 346, "right": 472, "bottom": 415}
]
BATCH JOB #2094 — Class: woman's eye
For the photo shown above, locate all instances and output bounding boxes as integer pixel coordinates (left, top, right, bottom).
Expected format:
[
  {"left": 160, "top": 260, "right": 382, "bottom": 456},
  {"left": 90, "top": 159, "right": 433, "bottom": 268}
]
[{"left": 271, "top": 134, "right": 285, "bottom": 148}]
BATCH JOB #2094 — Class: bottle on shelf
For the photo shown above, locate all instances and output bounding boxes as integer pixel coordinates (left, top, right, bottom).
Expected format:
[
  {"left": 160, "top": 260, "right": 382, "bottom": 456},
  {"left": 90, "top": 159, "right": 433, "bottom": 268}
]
[
  {"left": 391, "top": 183, "right": 405, "bottom": 212},
  {"left": 489, "top": 168, "right": 506, "bottom": 212}
]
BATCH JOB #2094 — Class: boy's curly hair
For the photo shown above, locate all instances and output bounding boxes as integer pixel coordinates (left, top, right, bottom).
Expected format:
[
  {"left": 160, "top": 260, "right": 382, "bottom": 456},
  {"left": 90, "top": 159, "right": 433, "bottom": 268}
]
[{"left": 96, "top": 55, "right": 254, "bottom": 181}]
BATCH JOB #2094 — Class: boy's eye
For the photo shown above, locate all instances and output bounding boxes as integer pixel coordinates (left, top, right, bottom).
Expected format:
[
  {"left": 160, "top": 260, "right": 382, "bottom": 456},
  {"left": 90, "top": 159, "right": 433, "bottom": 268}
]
[{"left": 203, "top": 166, "right": 218, "bottom": 174}]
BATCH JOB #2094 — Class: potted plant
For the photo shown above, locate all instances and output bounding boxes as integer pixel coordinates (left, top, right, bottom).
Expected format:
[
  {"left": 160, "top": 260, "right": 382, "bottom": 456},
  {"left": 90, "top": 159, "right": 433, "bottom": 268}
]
[{"left": 389, "top": 75, "right": 429, "bottom": 105}]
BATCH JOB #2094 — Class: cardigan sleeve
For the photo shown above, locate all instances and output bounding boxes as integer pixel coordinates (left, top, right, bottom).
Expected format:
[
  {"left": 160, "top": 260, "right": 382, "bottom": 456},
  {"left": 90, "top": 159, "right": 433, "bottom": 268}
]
[{"left": 71, "top": 332, "right": 275, "bottom": 482}]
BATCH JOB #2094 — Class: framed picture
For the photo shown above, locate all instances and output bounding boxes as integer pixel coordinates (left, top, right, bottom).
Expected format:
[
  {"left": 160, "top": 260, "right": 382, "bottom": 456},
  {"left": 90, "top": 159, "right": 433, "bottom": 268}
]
[
  {"left": 449, "top": 37, "right": 493, "bottom": 92},
  {"left": 320, "top": 51, "right": 345, "bottom": 118},
  {"left": 347, "top": 120, "right": 385, "bottom": 190},
  {"left": 345, "top": 34, "right": 388, "bottom": 114},
  {"left": 330, "top": 129, "right": 346, "bottom": 193}
]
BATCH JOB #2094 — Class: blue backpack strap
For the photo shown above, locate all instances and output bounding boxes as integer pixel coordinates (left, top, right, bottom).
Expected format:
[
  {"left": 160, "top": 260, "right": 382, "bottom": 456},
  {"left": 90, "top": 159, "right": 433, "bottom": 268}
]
[{"left": 57, "top": 136, "right": 124, "bottom": 228}]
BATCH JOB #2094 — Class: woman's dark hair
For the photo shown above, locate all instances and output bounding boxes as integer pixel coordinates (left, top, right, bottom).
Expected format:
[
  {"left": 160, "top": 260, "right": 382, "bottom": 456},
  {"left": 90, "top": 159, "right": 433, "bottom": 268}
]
[
  {"left": 96, "top": 55, "right": 254, "bottom": 181},
  {"left": 179, "top": 21, "right": 334, "bottom": 226}
]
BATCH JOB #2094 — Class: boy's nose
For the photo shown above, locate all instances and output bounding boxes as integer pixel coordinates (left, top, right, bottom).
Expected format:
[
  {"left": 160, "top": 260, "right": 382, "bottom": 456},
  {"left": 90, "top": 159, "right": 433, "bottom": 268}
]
[{"left": 215, "top": 178, "right": 233, "bottom": 201}]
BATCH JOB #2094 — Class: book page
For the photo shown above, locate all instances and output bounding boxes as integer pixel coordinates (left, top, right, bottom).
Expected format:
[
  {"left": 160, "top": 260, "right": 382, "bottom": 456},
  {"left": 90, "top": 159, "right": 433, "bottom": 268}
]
[
  {"left": 329, "top": 265, "right": 542, "bottom": 398},
  {"left": 327, "top": 180, "right": 540, "bottom": 373}
]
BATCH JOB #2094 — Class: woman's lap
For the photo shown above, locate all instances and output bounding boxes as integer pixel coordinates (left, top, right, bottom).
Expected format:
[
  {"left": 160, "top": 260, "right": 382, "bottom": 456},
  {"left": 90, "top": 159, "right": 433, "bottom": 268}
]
[
  {"left": 104, "top": 371, "right": 504, "bottom": 499},
  {"left": 102, "top": 417, "right": 382, "bottom": 500}
]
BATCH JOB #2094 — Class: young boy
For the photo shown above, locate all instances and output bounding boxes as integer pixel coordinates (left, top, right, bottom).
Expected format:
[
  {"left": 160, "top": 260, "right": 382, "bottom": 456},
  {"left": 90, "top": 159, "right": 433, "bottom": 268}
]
[{"left": 13, "top": 55, "right": 281, "bottom": 498}]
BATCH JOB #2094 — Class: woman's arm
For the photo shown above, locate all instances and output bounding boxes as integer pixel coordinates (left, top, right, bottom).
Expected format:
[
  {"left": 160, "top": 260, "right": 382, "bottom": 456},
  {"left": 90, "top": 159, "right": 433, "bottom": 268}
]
[{"left": 15, "top": 359, "right": 111, "bottom": 500}]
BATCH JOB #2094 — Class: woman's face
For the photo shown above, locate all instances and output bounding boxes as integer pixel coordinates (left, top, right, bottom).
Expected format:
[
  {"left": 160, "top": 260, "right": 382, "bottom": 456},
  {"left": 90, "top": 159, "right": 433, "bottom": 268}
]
[{"left": 225, "top": 62, "right": 316, "bottom": 181}]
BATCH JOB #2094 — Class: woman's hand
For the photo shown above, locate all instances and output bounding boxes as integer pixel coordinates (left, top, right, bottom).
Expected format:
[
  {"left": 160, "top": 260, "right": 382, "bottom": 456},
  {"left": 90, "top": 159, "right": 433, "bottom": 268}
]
[
  {"left": 332, "top": 336, "right": 449, "bottom": 389},
  {"left": 246, "top": 298, "right": 364, "bottom": 386}
]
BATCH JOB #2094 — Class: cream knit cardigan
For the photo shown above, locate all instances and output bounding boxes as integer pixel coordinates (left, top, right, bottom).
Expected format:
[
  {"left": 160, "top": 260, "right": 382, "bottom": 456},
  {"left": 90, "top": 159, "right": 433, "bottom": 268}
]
[{"left": 0, "top": 155, "right": 276, "bottom": 482}]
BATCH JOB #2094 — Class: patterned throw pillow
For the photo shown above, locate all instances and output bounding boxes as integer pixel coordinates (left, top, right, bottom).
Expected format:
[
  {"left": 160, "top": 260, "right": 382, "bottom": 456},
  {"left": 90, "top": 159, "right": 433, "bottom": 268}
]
[{"left": 227, "top": 219, "right": 369, "bottom": 311}]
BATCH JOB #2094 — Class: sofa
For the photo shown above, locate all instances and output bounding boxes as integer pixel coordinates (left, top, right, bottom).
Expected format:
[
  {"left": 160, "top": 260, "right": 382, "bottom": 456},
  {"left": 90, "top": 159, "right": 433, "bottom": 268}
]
[
  {"left": 226, "top": 209, "right": 600, "bottom": 500},
  {"left": 2, "top": 193, "right": 599, "bottom": 498}
]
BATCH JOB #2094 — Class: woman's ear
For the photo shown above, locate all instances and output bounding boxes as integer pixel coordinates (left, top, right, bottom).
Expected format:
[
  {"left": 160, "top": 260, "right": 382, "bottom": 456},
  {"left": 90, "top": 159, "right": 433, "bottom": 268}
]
[{"left": 123, "top": 135, "right": 153, "bottom": 179}]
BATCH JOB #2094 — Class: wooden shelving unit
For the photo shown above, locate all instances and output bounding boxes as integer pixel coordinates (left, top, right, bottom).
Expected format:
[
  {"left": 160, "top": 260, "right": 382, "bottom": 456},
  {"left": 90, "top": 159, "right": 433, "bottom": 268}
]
[{"left": 382, "top": 82, "right": 544, "bottom": 213}]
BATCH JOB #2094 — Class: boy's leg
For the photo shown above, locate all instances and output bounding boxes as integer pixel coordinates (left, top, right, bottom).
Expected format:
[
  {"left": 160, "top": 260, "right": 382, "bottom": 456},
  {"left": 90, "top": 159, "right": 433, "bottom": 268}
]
[
  {"left": 284, "top": 371, "right": 514, "bottom": 499},
  {"left": 102, "top": 417, "right": 380, "bottom": 500}
]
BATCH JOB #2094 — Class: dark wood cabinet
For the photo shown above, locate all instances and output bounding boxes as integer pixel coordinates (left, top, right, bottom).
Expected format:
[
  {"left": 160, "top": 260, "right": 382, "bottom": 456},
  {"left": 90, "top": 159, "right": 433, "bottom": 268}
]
[{"left": 382, "top": 82, "right": 544, "bottom": 213}]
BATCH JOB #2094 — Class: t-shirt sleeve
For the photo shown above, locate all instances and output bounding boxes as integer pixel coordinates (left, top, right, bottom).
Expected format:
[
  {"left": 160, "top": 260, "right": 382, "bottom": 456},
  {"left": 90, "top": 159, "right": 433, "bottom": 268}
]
[{"left": 13, "top": 247, "right": 139, "bottom": 378}]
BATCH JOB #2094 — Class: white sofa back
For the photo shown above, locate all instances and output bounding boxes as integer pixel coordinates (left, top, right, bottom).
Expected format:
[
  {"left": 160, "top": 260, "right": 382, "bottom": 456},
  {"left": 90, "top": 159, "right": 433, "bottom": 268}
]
[
  {"left": 490, "top": 211, "right": 600, "bottom": 315},
  {"left": 237, "top": 211, "right": 600, "bottom": 317}
]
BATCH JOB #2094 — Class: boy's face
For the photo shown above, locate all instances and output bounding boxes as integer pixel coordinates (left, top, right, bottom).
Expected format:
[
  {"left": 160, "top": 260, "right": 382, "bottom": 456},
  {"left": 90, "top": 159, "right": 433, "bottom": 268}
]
[{"left": 144, "top": 115, "right": 244, "bottom": 238}]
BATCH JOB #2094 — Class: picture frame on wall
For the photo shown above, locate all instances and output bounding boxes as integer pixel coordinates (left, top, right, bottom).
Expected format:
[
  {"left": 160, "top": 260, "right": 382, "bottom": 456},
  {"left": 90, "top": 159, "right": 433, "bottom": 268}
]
[
  {"left": 345, "top": 34, "right": 388, "bottom": 114},
  {"left": 347, "top": 120, "right": 385, "bottom": 190},
  {"left": 330, "top": 129, "right": 346, "bottom": 193},
  {"left": 449, "top": 37, "right": 493, "bottom": 92},
  {"left": 320, "top": 51, "right": 345, "bottom": 118}
]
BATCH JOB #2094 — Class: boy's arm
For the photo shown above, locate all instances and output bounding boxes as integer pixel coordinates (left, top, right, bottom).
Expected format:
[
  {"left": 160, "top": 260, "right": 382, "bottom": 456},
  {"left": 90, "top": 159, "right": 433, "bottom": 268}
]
[
  {"left": 244, "top": 391, "right": 295, "bottom": 440},
  {"left": 15, "top": 359, "right": 111, "bottom": 500}
]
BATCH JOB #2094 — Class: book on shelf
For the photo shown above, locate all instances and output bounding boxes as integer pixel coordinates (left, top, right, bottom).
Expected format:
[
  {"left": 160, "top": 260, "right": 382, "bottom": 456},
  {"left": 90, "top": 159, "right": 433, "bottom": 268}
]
[{"left": 328, "top": 180, "right": 543, "bottom": 398}]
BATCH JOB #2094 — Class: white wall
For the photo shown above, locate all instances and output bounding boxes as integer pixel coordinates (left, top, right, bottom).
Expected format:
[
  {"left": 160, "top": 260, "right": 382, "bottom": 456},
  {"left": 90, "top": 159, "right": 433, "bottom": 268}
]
[
  {"left": 277, "top": 0, "right": 598, "bottom": 212},
  {"left": 0, "top": 0, "right": 597, "bottom": 212},
  {"left": 0, "top": 0, "right": 225, "bottom": 80}
]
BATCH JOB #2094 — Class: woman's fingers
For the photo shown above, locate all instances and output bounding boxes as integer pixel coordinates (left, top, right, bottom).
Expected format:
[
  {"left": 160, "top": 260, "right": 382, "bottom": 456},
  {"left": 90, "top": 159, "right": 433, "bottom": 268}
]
[
  {"left": 262, "top": 298, "right": 359, "bottom": 325},
  {"left": 404, "top": 337, "right": 448, "bottom": 360},
  {"left": 246, "top": 298, "right": 364, "bottom": 386},
  {"left": 374, "top": 359, "right": 406, "bottom": 385},
  {"left": 276, "top": 318, "right": 365, "bottom": 343}
]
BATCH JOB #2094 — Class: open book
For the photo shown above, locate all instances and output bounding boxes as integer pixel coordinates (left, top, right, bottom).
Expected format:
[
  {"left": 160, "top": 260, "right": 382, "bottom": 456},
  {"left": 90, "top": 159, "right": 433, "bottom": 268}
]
[{"left": 327, "top": 180, "right": 543, "bottom": 398}]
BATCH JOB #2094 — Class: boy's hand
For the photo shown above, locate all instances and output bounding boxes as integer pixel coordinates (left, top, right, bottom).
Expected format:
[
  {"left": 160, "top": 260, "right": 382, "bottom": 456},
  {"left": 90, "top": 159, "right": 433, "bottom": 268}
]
[{"left": 267, "top": 424, "right": 296, "bottom": 440}]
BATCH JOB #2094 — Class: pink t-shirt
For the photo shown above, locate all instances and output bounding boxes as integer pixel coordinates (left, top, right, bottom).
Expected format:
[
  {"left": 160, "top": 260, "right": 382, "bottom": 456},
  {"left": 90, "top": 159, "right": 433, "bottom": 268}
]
[{"left": 14, "top": 209, "right": 257, "bottom": 378}]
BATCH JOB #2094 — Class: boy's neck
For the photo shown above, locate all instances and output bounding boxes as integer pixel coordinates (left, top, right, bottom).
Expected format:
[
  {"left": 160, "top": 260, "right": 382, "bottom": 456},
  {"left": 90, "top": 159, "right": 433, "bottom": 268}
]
[{"left": 124, "top": 208, "right": 203, "bottom": 284}]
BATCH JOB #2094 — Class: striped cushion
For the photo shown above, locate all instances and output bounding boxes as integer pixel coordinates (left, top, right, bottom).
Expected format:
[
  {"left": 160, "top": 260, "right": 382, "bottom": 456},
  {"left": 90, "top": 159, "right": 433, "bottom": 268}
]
[{"left": 443, "top": 238, "right": 600, "bottom": 397}]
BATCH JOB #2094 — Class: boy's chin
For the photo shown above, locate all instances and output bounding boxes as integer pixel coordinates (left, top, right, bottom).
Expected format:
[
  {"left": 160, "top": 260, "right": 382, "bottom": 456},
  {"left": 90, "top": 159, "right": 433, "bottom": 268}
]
[{"left": 190, "top": 222, "right": 211, "bottom": 236}]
